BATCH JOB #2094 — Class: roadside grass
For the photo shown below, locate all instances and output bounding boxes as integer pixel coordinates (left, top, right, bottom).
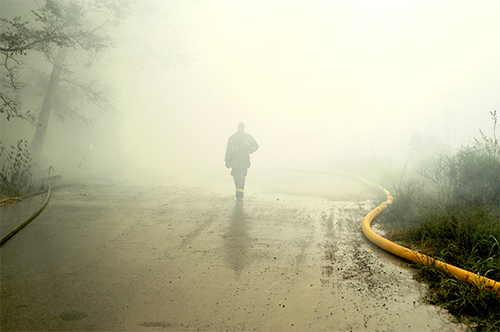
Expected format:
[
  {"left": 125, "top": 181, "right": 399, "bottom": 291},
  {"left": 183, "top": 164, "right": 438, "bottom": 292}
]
[
  {"left": 0, "top": 139, "right": 36, "bottom": 198},
  {"left": 0, "top": 139, "right": 61, "bottom": 199},
  {"left": 379, "top": 112, "right": 500, "bottom": 331}
]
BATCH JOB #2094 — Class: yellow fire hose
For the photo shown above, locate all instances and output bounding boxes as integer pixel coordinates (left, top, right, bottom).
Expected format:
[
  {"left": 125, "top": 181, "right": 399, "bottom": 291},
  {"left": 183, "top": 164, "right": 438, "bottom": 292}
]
[
  {"left": 0, "top": 188, "right": 51, "bottom": 247},
  {"left": 280, "top": 167, "right": 500, "bottom": 295}
]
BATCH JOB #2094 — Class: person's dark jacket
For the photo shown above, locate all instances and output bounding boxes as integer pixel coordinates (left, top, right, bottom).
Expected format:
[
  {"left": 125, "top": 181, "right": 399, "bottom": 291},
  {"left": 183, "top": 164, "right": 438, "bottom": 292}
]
[{"left": 225, "top": 130, "right": 259, "bottom": 169}]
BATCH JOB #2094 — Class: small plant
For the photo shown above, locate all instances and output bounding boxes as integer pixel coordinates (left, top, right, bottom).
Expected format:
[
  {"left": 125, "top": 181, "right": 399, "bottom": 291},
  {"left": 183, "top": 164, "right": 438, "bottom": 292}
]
[
  {"left": 40, "top": 165, "right": 62, "bottom": 189},
  {"left": 0, "top": 139, "right": 36, "bottom": 197},
  {"left": 415, "top": 259, "right": 499, "bottom": 331}
]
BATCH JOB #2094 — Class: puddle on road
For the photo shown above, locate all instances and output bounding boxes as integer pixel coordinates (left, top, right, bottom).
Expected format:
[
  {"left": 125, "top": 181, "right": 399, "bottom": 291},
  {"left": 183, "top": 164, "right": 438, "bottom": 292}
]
[
  {"left": 139, "top": 321, "right": 171, "bottom": 328},
  {"left": 59, "top": 309, "right": 90, "bottom": 321}
]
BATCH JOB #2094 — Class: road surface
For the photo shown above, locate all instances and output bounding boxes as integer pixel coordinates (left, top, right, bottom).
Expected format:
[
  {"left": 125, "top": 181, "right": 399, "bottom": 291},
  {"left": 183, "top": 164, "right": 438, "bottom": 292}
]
[{"left": 1, "top": 170, "right": 465, "bottom": 331}]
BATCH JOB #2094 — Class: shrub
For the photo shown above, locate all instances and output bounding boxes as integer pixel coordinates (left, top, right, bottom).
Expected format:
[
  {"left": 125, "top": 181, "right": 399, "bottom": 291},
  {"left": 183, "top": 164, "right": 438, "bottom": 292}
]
[
  {"left": 0, "top": 139, "right": 36, "bottom": 197},
  {"left": 380, "top": 111, "right": 500, "bottom": 331}
]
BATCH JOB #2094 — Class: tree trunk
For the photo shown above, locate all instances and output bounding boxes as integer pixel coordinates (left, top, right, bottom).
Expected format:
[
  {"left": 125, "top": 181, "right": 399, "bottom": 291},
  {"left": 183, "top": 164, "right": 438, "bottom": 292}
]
[{"left": 30, "top": 47, "right": 68, "bottom": 158}]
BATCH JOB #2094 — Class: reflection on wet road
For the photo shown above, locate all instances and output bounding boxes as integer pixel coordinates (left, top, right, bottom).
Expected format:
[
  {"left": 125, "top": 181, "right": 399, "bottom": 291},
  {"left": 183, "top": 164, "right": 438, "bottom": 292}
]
[{"left": 225, "top": 201, "right": 250, "bottom": 275}]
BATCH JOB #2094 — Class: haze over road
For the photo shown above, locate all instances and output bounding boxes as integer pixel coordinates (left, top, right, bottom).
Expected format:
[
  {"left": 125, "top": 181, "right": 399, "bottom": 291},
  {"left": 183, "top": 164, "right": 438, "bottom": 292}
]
[{"left": 1, "top": 172, "right": 464, "bottom": 331}]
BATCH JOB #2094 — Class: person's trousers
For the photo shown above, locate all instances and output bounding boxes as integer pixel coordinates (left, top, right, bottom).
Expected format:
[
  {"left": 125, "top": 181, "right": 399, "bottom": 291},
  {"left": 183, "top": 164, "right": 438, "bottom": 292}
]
[{"left": 231, "top": 168, "right": 247, "bottom": 200}]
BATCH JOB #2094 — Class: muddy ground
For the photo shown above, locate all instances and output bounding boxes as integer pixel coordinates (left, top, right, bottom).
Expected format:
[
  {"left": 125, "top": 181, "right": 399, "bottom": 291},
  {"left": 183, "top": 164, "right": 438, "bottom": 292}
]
[{"left": 1, "top": 169, "right": 465, "bottom": 331}]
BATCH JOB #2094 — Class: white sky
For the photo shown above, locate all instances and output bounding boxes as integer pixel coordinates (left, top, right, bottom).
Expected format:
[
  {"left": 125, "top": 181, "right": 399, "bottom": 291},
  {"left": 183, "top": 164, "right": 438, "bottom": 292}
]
[{"left": 108, "top": 0, "right": 500, "bottom": 173}]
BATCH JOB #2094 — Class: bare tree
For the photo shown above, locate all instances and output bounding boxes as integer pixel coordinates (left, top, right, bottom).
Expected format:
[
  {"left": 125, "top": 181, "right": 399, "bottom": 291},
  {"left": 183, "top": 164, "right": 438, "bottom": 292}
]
[{"left": 1, "top": 0, "right": 133, "bottom": 157}]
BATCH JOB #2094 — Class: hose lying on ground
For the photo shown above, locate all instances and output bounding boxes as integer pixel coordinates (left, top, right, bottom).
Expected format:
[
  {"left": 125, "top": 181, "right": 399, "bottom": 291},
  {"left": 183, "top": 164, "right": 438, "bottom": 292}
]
[
  {"left": 0, "top": 190, "right": 47, "bottom": 205},
  {"left": 0, "top": 188, "right": 51, "bottom": 247},
  {"left": 280, "top": 167, "right": 500, "bottom": 295},
  {"left": 361, "top": 186, "right": 500, "bottom": 295}
]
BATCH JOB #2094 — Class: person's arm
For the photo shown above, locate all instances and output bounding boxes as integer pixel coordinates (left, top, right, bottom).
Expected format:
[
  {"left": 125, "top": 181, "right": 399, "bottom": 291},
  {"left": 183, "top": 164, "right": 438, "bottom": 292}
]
[
  {"left": 248, "top": 135, "right": 259, "bottom": 154},
  {"left": 225, "top": 138, "right": 233, "bottom": 168}
]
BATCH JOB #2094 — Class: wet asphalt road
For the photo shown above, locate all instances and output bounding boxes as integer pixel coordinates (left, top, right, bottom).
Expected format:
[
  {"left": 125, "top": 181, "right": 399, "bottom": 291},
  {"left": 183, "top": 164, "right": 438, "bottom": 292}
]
[{"left": 1, "top": 171, "right": 465, "bottom": 331}]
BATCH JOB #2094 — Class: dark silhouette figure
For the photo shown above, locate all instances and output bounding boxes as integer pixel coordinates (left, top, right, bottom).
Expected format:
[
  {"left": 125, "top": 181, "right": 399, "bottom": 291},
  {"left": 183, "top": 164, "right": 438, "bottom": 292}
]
[{"left": 225, "top": 123, "right": 259, "bottom": 200}]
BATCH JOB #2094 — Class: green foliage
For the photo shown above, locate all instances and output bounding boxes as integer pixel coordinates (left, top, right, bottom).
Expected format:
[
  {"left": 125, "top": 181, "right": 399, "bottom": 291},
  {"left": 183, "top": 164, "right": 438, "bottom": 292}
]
[
  {"left": 415, "top": 262, "right": 500, "bottom": 331},
  {"left": 0, "top": 139, "right": 36, "bottom": 197},
  {"left": 381, "top": 111, "right": 500, "bottom": 331},
  {"left": 383, "top": 178, "right": 430, "bottom": 231}
]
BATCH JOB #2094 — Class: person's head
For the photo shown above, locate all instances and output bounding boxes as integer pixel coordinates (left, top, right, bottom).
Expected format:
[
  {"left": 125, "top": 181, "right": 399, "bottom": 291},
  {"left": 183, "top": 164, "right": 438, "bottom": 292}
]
[{"left": 238, "top": 122, "right": 245, "bottom": 131}]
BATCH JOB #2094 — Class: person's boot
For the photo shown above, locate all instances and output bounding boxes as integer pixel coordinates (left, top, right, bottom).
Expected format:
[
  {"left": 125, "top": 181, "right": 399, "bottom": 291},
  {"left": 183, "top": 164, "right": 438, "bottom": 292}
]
[{"left": 236, "top": 188, "right": 244, "bottom": 200}]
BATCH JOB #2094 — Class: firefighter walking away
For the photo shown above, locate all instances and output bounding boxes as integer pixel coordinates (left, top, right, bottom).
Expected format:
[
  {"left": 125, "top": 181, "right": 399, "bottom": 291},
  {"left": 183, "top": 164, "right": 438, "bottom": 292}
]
[{"left": 225, "top": 123, "right": 259, "bottom": 200}]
